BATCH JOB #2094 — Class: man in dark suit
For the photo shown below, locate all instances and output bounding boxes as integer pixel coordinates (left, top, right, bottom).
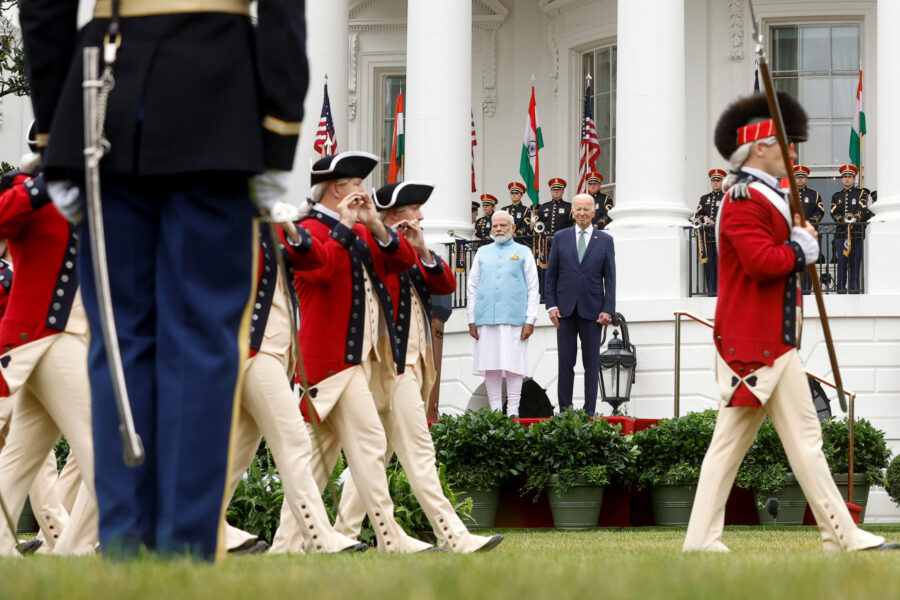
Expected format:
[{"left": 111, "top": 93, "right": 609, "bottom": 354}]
[
  {"left": 19, "top": 0, "right": 308, "bottom": 561},
  {"left": 544, "top": 194, "right": 616, "bottom": 416}
]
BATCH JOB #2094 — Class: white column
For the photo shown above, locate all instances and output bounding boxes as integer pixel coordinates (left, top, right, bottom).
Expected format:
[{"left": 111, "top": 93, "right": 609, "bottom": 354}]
[
  {"left": 405, "top": 0, "right": 473, "bottom": 244},
  {"left": 289, "top": 0, "right": 349, "bottom": 201},
  {"left": 608, "top": 0, "right": 691, "bottom": 299},
  {"left": 867, "top": 0, "right": 900, "bottom": 294}
]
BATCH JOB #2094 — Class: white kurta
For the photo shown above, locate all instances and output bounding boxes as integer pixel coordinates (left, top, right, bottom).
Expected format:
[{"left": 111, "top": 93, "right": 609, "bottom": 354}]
[{"left": 466, "top": 242, "right": 540, "bottom": 376}]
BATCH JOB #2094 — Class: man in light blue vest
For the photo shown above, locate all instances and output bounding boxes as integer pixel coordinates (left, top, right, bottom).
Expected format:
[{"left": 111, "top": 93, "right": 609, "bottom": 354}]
[{"left": 466, "top": 212, "right": 540, "bottom": 418}]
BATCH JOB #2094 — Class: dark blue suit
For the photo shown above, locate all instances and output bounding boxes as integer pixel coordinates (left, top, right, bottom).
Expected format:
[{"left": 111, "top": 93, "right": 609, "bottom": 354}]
[{"left": 544, "top": 226, "right": 616, "bottom": 415}]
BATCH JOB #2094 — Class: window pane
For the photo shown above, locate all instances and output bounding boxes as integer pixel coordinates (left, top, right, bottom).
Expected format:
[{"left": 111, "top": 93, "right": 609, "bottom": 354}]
[
  {"left": 832, "top": 76, "right": 856, "bottom": 118},
  {"left": 611, "top": 91, "right": 616, "bottom": 138},
  {"left": 772, "top": 26, "right": 798, "bottom": 72},
  {"left": 831, "top": 25, "right": 860, "bottom": 71},
  {"left": 595, "top": 48, "right": 611, "bottom": 94},
  {"left": 598, "top": 139, "right": 611, "bottom": 180},
  {"left": 800, "top": 26, "right": 830, "bottom": 72},
  {"left": 800, "top": 77, "right": 830, "bottom": 119},
  {"left": 833, "top": 123, "right": 851, "bottom": 165},
  {"left": 774, "top": 76, "right": 798, "bottom": 99},
  {"left": 803, "top": 123, "right": 831, "bottom": 165},
  {"left": 595, "top": 93, "right": 611, "bottom": 138},
  {"left": 611, "top": 47, "right": 617, "bottom": 92}
]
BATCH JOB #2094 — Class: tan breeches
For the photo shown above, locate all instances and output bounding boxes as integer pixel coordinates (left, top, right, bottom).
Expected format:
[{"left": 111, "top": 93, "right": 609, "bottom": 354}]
[
  {"left": 0, "top": 333, "right": 96, "bottom": 557},
  {"left": 270, "top": 365, "right": 430, "bottom": 554},
  {"left": 335, "top": 368, "right": 490, "bottom": 552},
  {"left": 683, "top": 350, "right": 884, "bottom": 552},
  {"left": 225, "top": 352, "right": 358, "bottom": 553}
]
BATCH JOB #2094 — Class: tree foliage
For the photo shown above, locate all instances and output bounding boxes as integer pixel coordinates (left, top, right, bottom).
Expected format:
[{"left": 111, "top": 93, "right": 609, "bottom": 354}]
[{"left": 1, "top": 2, "right": 29, "bottom": 99}]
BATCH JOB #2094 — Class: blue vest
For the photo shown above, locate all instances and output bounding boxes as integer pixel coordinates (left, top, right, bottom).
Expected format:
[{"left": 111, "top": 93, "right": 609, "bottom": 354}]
[{"left": 474, "top": 240, "right": 530, "bottom": 326}]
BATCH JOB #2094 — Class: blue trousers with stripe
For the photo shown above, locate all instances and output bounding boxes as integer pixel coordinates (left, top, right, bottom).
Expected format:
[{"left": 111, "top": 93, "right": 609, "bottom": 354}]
[{"left": 78, "top": 175, "right": 256, "bottom": 560}]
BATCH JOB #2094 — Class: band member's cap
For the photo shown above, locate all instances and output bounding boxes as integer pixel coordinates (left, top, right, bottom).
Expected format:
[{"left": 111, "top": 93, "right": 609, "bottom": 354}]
[
  {"left": 508, "top": 182, "right": 526, "bottom": 193},
  {"left": 471, "top": 201, "right": 480, "bottom": 210},
  {"left": 373, "top": 181, "right": 435, "bottom": 211},
  {"left": 310, "top": 151, "right": 379, "bottom": 186},
  {"left": 839, "top": 164, "right": 859, "bottom": 177},
  {"left": 480, "top": 194, "right": 498, "bottom": 206},
  {"left": 714, "top": 92, "right": 808, "bottom": 161},
  {"left": 548, "top": 177, "right": 567, "bottom": 190},
  {"left": 708, "top": 169, "right": 726, "bottom": 180},
  {"left": 586, "top": 172, "right": 603, "bottom": 184},
  {"left": 793, "top": 165, "right": 811, "bottom": 176}
]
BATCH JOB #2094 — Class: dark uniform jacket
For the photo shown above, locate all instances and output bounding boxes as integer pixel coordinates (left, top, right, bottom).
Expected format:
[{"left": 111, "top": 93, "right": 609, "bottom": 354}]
[
  {"left": 590, "top": 191, "right": 614, "bottom": 229},
  {"left": 19, "top": 1, "right": 307, "bottom": 178},
  {"left": 538, "top": 199, "right": 573, "bottom": 237},
  {"left": 830, "top": 187, "right": 871, "bottom": 240},
  {"left": 798, "top": 187, "right": 824, "bottom": 223},
  {"left": 474, "top": 215, "right": 493, "bottom": 240},
  {"left": 694, "top": 191, "right": 724, "bottom": 243},
  {"left": 501, "top": 203, "right": 530, "bottom": 237}
]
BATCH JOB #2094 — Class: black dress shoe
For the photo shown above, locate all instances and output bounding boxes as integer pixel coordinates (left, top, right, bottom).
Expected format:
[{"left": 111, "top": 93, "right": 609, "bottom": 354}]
[
  {"left": 231, "top": 540, "right": 270, "bottom": 554},
  {"left": 863, "top": 541, "right": 900, "bottom": 551},
  {"left": 341, "top": 542, "right": 369, "bottom": 553},
  {"left": 475, "top": 534, "right": 504, "bottom": 552},
  {"left": 420, "top": 545, "right": 447, "bottom": 553},
  {"left": 18, "top": 539, "right": 43, "bottom": 555}
]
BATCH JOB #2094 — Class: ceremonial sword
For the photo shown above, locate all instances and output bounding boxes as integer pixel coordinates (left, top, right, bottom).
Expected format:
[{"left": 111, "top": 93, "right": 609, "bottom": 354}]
[
  {"left": 746, "top": 0, "right": 848, "bottom": 414},
  {"left": 83, "top": 43, "right": 144, "bottom": 466}
]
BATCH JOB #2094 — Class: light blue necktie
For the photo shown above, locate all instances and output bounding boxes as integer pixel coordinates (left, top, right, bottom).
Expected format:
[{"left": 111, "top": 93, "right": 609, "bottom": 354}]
[{"left": 577, "top": 229, "right": 587, "bottom": 263}]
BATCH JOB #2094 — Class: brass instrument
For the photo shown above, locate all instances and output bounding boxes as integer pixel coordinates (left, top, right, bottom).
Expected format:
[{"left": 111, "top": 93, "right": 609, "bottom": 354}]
[
  {"left": 523, "top": 212, "right": 545, "bottom": 234},
  {"left": 690, "top": 216, "right": 704, "bottom": 229}
]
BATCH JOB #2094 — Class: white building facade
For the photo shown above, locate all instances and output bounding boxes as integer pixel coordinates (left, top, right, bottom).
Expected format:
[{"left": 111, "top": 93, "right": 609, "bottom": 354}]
[{"left": 1, "top": 0, "right": 898, "bottom": 519}]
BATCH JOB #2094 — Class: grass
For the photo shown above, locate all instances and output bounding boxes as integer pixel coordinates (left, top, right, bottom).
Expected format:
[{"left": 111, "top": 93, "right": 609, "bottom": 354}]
[{"left": 4, "top": 526, "right": 900, "bottom": 600}]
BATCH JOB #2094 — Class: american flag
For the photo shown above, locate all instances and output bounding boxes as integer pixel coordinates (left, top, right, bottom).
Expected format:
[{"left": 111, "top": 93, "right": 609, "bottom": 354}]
[
  {"left": 471, "top": 112, "right": 477, "bottom": 193},
  {"left": 577, "top": 81, "right": 601, "bottom": 194},
  {"left": 313, "top": 82, "right": 337, "bottom": 156}
]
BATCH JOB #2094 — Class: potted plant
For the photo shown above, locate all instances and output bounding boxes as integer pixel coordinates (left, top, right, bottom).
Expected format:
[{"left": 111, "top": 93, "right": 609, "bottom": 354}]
[
  {"left": 820, "top": 417, "right": 890, "bottom": 522},
  {"left": 885, "top": 454, "right": 900, "bottom": 508},
  {"left": 430, "top": 408, "right": 526, "bottom": 528},
  {"left": 522, "top": 409, "right": 635, "bottom": 530},
  {"left": 632, "top": 409, "right": 717, "bottom": 526},
  {"left": 735, "top": 419, "right": 806, "bottom": 525}
]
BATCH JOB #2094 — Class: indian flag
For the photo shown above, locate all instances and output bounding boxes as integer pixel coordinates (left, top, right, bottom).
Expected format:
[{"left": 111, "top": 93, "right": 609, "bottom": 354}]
[
  {"left": 520, "top": 85, "right": 544, "bottom": 207},
  {"left": 388, "top": 92, "right": 404, "bottom": 183},
  {"left": 849, "top": 69, "right": 866, "bottom": 169}
]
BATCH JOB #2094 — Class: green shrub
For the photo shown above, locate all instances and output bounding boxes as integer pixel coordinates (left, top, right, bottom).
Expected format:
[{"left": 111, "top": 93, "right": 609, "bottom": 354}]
[
  {"left": 430, "top": 408, "right": 527, "bottom": 491},
  {"left": 736, "top": 419, "right": 790, "bottom": 506},
  {"left": 820, "top": 417, "right": 890, "bottom": 486},
  {"left": 523, "top": 409, "right": 635, "bottom": 495},
  {"left": 632, "top": 409, "right": 717, "bottom": 487},
  {"left": 886, "top": 455, "right": 900, "bottom": 507},
  {"left": 227, "top": 441, "right": 283, "bottom": 543}
]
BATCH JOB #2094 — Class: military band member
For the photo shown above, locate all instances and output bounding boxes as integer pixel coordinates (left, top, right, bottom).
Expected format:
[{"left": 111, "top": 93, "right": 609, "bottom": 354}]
[
  {"left": 793, "top": 165, "right": 823, "bottom": 293},
  {"left": 538, "top": 178, "right": 574, "bottom": 237},
  {"left": 586, "top": 172, "right": 614, "bottom": 229},
  {"left": 474, "top": 194, "right": 497, "bottom": 240},
  {"left": 271, "top": 151, "right": 433, "bottom": 554},
  {"left": 223, "top": 220, "right": 365, "bottom": 555},
  {"left": 694, "top": 169, "right": 726, "bottom": 296},
  {"left": 0, "top": 171, "right": 96, "bottom": 558},
  {"left": 335, "top": 181, "right": 503, "bottom": 554},
  {"left": 830, "top": 164, "right": 870, "bottom": 294},
  {"left": 684, "top": 91, "right": 896, "bottom": 553},
  {"left": 471, "top": 201, "right": 480, "bottom": 224},
  {"left": 501, "top": 182, "right": 530, "bottom": 237}
]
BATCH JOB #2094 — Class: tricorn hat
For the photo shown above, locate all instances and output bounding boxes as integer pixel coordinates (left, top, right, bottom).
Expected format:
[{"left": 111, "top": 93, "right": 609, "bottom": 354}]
[
  {"left": 373, "top": 181, "right": 435, "bottom": 211},
  {"left": 714, "top": 92, "right": 808, "bottom": 161},
  {"left": 310, "top": 151, "right": 379, "bottom": 186}
]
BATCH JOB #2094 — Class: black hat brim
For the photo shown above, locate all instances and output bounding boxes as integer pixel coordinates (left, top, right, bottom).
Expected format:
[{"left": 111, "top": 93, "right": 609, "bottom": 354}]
[{"left": 310, "top": 151, "right": 379, "bottom": 185}]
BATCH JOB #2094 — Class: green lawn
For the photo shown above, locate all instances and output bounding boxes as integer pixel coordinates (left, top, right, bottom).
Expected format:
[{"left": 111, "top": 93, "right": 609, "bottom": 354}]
[{"left": 4, "top": 526, "right": 900, "bottom": 600}]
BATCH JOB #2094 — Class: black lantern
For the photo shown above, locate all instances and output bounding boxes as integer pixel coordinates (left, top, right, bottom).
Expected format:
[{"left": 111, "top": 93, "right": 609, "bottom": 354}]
[{"left": 598, "top": 313, "right": 637, "bottom": 415}]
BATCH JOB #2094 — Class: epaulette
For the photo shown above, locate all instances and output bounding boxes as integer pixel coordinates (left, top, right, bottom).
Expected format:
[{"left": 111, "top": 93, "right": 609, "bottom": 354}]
[{"left": 729, "top": 183, "right": 750, "bottom": 201}]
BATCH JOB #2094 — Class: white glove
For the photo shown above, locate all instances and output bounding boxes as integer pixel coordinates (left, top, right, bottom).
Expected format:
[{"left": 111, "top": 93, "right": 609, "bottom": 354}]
[
  {"left": 47, "top": 180, "right": 83, "bottom": 224},
  {"left": 790, "top": 226, "right": 819, "bottom": 265},
  {"left": 248, "top": 169, "right": 292, "bottom": 214}
]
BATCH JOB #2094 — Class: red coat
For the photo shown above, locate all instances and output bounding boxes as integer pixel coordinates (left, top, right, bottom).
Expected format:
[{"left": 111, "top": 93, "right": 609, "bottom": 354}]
[
  {"left": 714, "top": 177, "right": 806, "bottom": 367},
  {"left": 0, "top": 174, "right": 79, "bottom": 353},
  {"left": 376, "top": 248, "right": 456, "bottom": 362},
  {"left": 249, "top": 222, "right": 324, "bottom": 357},
  {"left": 293, "top": 210, "right": 417, "bottom": 384}
]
